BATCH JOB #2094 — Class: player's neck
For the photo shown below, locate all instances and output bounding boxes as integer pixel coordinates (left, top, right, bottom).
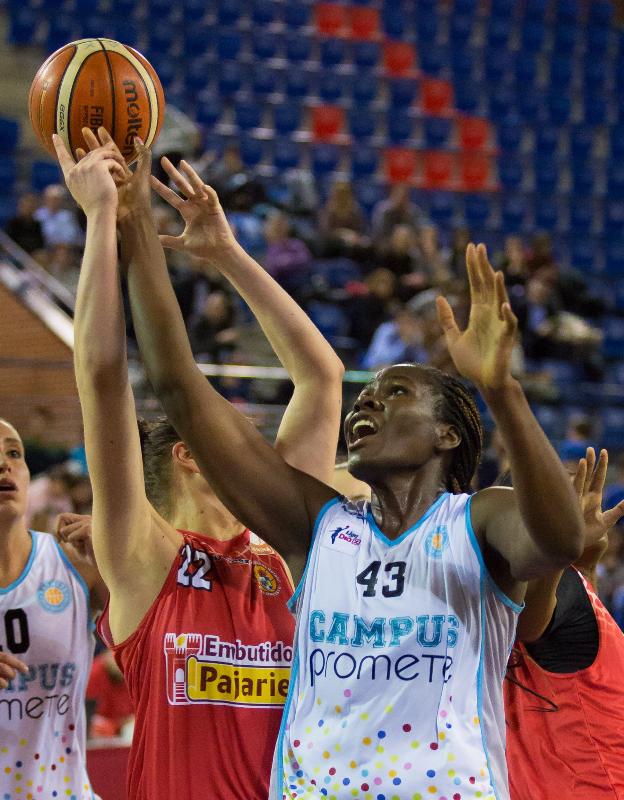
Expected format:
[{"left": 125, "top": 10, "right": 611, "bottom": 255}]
[
  {"left": 169, "top": 491, "right": 246, "bottom": 542},
  {"left": 369, "top": 467, "right": 447, "bottom": 540},
  {"left": 0, "top": 520, "right": 33, "bottom": 588}
]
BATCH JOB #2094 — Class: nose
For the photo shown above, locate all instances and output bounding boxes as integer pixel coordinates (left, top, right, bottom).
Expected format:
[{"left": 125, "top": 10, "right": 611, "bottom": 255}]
[{"left": 353, "top": 392, "right": 384, "bottom": 413}]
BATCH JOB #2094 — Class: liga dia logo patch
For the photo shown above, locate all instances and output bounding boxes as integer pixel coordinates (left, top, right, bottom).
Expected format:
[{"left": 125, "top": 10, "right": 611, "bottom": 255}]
[
  {"left": 253, "top": 563, "right": 280, "bottom": 595},
  {"left": 424, "top": 525, "right": 449, "bottom": 559},
  {"left": 37, "top": 579, "right": 71, "bottom": 613}
]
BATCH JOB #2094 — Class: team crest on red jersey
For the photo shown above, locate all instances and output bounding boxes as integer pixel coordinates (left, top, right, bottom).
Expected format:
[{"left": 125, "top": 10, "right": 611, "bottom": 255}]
[{"left": 253, "top": 563, "right": 280, "bottom": 595}]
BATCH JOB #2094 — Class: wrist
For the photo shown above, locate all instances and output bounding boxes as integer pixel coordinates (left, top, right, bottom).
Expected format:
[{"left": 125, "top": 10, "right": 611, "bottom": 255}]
[
  {"left": 200, "top": 240, "right": 245, "bottom": 269},
  {"left": 478, "top": 376, "right": 522, "bottom": 407},
  {"left": 85, "top": 204, "right": 117, "bottom": 224}
]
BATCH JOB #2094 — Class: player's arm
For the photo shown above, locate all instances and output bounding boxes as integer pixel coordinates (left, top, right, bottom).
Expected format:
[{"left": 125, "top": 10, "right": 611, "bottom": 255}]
[
  {"left": 517, "top": 448, "right": 624, "bottom": 641},
  {"left": 152, "top": 157, "right": 344, "bottom": 483},
  {"left": 437, "top": 244, "right": 584, "bottom": 589},
  {"left": 119, "top": 145, "right": 335, "bottom": 560},
  {"left": 52, "top": 134, "right": 160, "bottom": 596},
  {"left": 55, "top": 513, "right": 108, "bottom": 612}
]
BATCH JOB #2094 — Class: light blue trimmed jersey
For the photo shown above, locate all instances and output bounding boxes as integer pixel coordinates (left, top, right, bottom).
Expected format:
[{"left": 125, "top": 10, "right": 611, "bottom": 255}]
[{"left": 271, "top": 493, "right": 521, "bottom": 800}]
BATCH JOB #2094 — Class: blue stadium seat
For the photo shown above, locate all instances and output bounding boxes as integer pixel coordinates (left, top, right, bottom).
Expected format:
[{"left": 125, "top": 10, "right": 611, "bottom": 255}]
[
  {"left": 553, "top": 23, "right": 578, "bottom": 53},
  {"left": 183, "top": 23, "right": 217, "bottom": 54},
  {"left": 387, "top": 112, "right": 414, "bottom": 144},
  {"left": 283, "top": 2, "right": 311, "bottom": 28},
  {"left": 351, "top": 146, "right": 379, "bottom": 178},
  {"left": 217, "top": 0, "right": 243, "bottom": 25},
  {"left": 195, "top": 94, "right": 224, "bottom": 127},
  {"left": 525, "top": 0, "right": 548, "bottom": 20},
  {"left": 547, "top": 92, "right": 572, "bottom": 125},
  {"left": 453, "top": 80, "right": 480, "bottom": 114},
  {"left": 569, "top": 237, "right": 597, "bottom": 271},
  {"left": 463, "top": 194, "right": 492, "bottom": 227},
  {"left": 349, "top": 109, "right": 376, "bottom": 141},
  {"left": 311, "top": 144, "right": 340, "bottom": 177},
  {"left": 8, "top": 8, "right": 37, "bottom": 45},
  {"left": 239, "top": 136, "right": 264, "bottom": 167},
  {"left": 234, "top": 103, "right": 262, "bottom": 131},
  {"left": 0, "top": 196, "right": 17, "bottom": 227},
  {"left": 31, "top": 161, "right": 62, "bottom": 192},
  {"left": 450, "top": 14, "right": 474, "bottom": 46},
  {"left": 535, "top": 125, "right": 559, "bottom": 157},
  {"left": 514, "top": 53, "right": 537, "bottom": 86},
  {"left": 428, "top": 192, "right": 455, "bottom": 226},
  {"left": 606, "top": 240, "right": 624, "bottom": 276},
  {"left": 498, "top": 157, "right": 523, "bottom": 190},
  {"left": 533, "top": 405, "right": 564, "bottom": 439},
  {"left": 252, "top": 31, "right": 280, "bottom": 60},
  {"left": 534, "top": 196, "right": 560, "bottom": 230},
  {"left": 584, "top": 60, "right": 606, "bottom": 94},
  {"left": 217, "top": 30, "right": 243, "bottom": 60},
  {"left": 423, "top": 117, "right": 452, "bottom": 148},
  {"left": 352, "top": 74, "right": 379, "bottom": 106},
  {"left": 497, "top": 115, "right": 523, "bottom": 152},
  {"left": 319, "top": 72, "right": 344, "bottom": 103},
  {"left": 218, "top": 63, "right": 245, "bottom": 96},
  {"left": 46, "top": 15, "right": 77, "bottom": 53},
  {"left": 557, "top": 0, "right": 581, "bottom": 23},
  {"left": 485, "top": 48, "right": 512, "bottom": 83},
  {"left": 522, "top": 20, "right": 546, "bottom": 53},
  {"left": 569, "top": 199, "right": 594, "bottom": 234},
  {"left": 451, "top": 47, "right": 476, "bottom": 80},
  {"left": 601, "top": 408, "right": 624, "bottom": 449},
  {"left": 488, "top": 85, "right": 515, "bottom": 122},
  {"left": 320, "top": 39, "right": 347, "bottom": 68},
  {"left": 184, "top": 56, "right": 214, "bottom": 94},
  {"left": 0, "top": 118, "right": 20, "bottom": 155},
  {"left": 586, "top": 25, "right": 610, "bottom": 54},
  {"left": 353, "top": 42, "right": 381, "bottom": 70},
  {"left": 149, "top": 0, "right": 175, "bottom": 19},
  {"left": 148, "top": 22, "right": 176, "bottom": 54},
  {"left": 273, "top": 105, "right": 301, "bottom": 136},
  {"left": 569, "top": 125, "right": 594, "bottom": 161},
  {"left": 272, "top": 138, "right": 301, "bottom": 170},
  {"left": 285, "top": 34, "right": 312, "bottom": 63},
  {"left": 487, "top": 0, "right": 513, "bottom": 17},
  {"left": 285, "top": 69, "right": 313, "bottom": 100},
  {"left": 571, "top": 160, "right": 596, "bottom": 196},
  {"left": 488, "top": 17, "right": 512, "bottom": 49},
  {"left": 252, "top": 67, "right": 279, "bottom": 96},
  {"left": 518, "top": 86, "right": 544, "bottom": 120},
  {"left": 610, "top": 125, "right": 624, "bottom": 159},
  {"left": 534, "top": 156, "right": 559, "bottom": 194},
  {"left": 584, "top": 95, "right": 608, "bottom": 126},
  {"left": 607, "top": 164, "right": 624, "bottom": 200},
  {"left": 589, "top": 1, "right": 613, "bottom": 26},
  {"left": 419, "top": 45, "right": 448, "bottom": 77},
  {"left": 389, "top": 79, "right": 418, "bottom": 109},
  {"left": 549, "top": 55, "right": 573, "bottom": 89},
  {"left": 603, "top": 318, "right": 624, "bottom": 358},
  {"left": 313, "top": 258, "right": 362, "bottom": 288},
  {"left": 501, "top": 195, "right": 528, "bottom": 232},
  {"left": 251, "top": 0, "right": 278, "bottom": 25},
  {"left": 183, "top": 0, "right": 207, "bottom": 24},
  {"left": 384, "top": 5, "right": 408, "bottom": 38},
  {"left": 604, "top": 202, "right": 624, "bottom": 236}
]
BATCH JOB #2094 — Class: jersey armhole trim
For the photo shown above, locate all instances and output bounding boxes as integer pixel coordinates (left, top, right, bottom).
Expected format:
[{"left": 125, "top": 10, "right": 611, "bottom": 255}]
[
  {"left": 0, "top": 531, "right": 38, "bottom": 594},
  {"left": 54, "top": 539, "right": 93, "bottom": 629},
  {"left": 288, "top": 496, "right": 342, "bottom": 613},
  {"left": 466, "top": 495, "right": 524, "bottom": 614}
]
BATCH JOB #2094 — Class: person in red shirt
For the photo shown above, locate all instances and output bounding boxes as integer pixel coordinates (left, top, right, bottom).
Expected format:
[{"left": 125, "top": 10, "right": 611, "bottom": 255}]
[
  {"left": 504, "top": 448, "right": 624, "bottom": 799},
  {"left": 86, "top": 649, "right": 134, "bottom": 738},
  {"left": 53, "top": 129, "right": 343, "bottom": 799}
]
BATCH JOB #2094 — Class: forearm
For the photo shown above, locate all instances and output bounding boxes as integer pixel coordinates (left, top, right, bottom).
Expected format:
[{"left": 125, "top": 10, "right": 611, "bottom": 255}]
[
  {"left": 74, "top": 207, "right": 127, "bottom": 386},
  {"left": 484, "top": 379, "right": 584, "bottom": 562},
  {"left": 120, "top": 210, "right": 197, "bottom": 392},
  {"left": 200, "top": 243, "right": 344, "bottom": 383}
]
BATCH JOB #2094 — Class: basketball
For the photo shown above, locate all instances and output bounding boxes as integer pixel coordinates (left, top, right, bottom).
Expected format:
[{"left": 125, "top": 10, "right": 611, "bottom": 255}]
[{"left": 28, "top": 38, "right": 165, "bottom": 164}]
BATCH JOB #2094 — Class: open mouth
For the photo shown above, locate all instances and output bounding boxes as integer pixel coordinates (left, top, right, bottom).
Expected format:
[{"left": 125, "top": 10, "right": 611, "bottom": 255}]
[
  {"left": 349, "top": 416, "right": 379, "bottom": 448},
  {"left": 0, "top": 479, "right": 17, "bottom": 493}
]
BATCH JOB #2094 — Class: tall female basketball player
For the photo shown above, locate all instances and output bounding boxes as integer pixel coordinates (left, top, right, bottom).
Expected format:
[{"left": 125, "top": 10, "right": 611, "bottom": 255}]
[
  {"left": 0, "top": 419, "right": 104, "bottom": 800},
  {"left": 124, "top": 161, "right": 584, "bottom": 800},
  {"left": 52, "top": 129, "right": 344, "bottom": 800}
]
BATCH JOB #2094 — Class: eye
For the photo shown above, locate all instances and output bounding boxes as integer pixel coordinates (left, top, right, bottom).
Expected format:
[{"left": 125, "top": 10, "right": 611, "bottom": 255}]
[
  {"left": 8, "top": 449, "right": 22, "bottom": 459},
  {"left": 389, "top": 385, "right": 407, "bottom": 396}
]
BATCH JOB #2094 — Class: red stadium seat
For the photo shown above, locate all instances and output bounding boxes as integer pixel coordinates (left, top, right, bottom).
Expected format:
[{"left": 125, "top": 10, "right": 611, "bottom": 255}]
[
  {"left": 385, "top": 147, "right": 417, "bottom": 183},
  {"left": 458, "top": 153, "right": 492, "bottom": 190},
  {"left": 421, "top": 78, "right": 454, "bottom": 115},
  {"left": 315, "top": 3, "right": 347, "bottom": 36},
  {"left": 383, "top": 41, "right": 416, "bottom": 76},
  {"left": 423, "top": 150, "right": 454, "bottom": 189},
  {"left": 311, "top": 105, "right": 345, "bottom": 140},
  {"left": 349, "top": 7, "right": 380, "bottom": 40},
  {"left": 458, "top": 116, "right": 490, "bottom": 151}
]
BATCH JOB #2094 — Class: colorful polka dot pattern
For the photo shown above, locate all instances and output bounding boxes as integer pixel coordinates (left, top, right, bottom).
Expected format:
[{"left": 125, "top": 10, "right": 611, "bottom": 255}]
[
  {"left": 281, "top": 695, "right": 496, "bottom": 799},
  {"left": 0, "top": 726, "right": 92, "bottom": 799}
]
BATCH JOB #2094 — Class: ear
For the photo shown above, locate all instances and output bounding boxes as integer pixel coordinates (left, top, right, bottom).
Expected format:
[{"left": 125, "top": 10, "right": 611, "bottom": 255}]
[
  {"left": 171, "top": 441, "right": 201, "bottom": 474},
  {"left": 434, "top": 423, "right": 461, "bottom": 453}
]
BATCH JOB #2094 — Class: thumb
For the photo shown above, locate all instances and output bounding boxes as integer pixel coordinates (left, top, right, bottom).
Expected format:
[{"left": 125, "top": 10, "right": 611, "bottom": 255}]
[
  {"left": 436, "top": 295, "right": 461, "bottom": 346},
  {"left": 134, "top": 138, "right": 152, "bottom": 176},
  {"left": 159, "top": 234, "right": 183, "bottom": 251},
  {"left": 603, "top": 499, "right": 624, "bottom": 530}
]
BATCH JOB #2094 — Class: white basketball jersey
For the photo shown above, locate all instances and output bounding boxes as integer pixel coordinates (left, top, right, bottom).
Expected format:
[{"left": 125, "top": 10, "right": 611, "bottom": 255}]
[
  {"left": 0, "top": 532, "right": 94, "bottom": 799},
  {"left": 271, "top": 493, "right": 521, "bottom": 800}
]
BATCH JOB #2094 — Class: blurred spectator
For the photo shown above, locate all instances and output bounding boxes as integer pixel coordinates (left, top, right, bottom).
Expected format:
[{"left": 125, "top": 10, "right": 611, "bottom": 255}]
[
  {"left": 496, "top": 235, "right": 528, "bottom": 289},
  {"left": 189, "top": 289, "right": 239, "bottom": 362},
  {"left": 362, "top": 305, "right": 428, "bottom": 369},
  {"left": 34, "top": 184, "right": 83, "bottom": 279},
  {"left": 21, "top": 405, "right": 70, "bottom": 476},
  {"left": 203, "top": 144, "right": 266, "bottom": 210},
  {"left": 318, "top": 180, "right": 368, "bottom": 257},
  {"left": 447, "top": 226, "right": 472, "bottom": 277},
  {"left": 348, "top": 268, "right": 397, "bottom": 348},
  {"left": 604, "top": 455, "right": 624, "bottom": 527},
  {"left": 263, "top": 211, "right": 312, "bottom": 297},
  {"left": 26, "top": 463, "right": 76, "bottom": 531},
  {"left": 525, "top": 232, "right": 557, "bottom": 277},
  {"left": 377, "top": 224, "right": 427, "bottom": 288},
  {"left": 371, "top": 184, "right": 424, "bottom": 246},
  {"left": 5, "top": 192, "right": 45, "bottom": 257},
  {"left": 152, "top": 105, "right": 202, "bottom": 180},
  {"left": 86, "top": 650, "right": 134, "bottom": 739}
]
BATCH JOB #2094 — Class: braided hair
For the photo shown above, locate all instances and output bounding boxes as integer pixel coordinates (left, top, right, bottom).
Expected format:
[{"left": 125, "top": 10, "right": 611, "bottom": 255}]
[
  {"left": 418, "top": 366, "right": 484, "bottom": 493},
  {"left": 137, "top": 417, "right": 181, "bottom": 517}
]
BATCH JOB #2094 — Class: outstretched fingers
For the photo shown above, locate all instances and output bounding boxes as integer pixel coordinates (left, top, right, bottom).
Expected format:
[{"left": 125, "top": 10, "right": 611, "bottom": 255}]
[
  {"left": 589, "top": 448, "right": 609, "bottom": 496},
  {"left": 51, "top": 134, "right": 76, "bottom": 175},
  {"left": 436, "top": 295, "right": 461, "bottom": 347},
  {"left": 603, "top": 498, "right": 624, "bottom": 530},
  {"left": 475, "top": 243, "right": 496, "bottom": 301},
  {"left": 161, "top": 156, "right": 195, "bottom": 198},
  {"left": 178, "top": 160, "right": 220, "bottom": 210},
  {"left": 149, "top": 175, "right": 185, "bottom": 210},
  {"left": 572, "top": 456, "right": 588, "bottom": 498}
]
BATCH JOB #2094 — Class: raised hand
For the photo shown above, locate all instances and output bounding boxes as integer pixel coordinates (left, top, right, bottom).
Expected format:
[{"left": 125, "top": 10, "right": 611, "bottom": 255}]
[
  {"left": 52, "top": 132, "right": 127, "bottom": 216},
  {"left": 572, "top": 448, "right": 624, "bottom": 560},
  {"left": 436, "top": 243, "right": 518, "bottom": 392},
  {"left": 55, "top": 512, "right": 96, "bottom": 568},
  {"left": 0, "top": 652, "right": 29, "bottom": 690},
  {"left": 150, "top": 157, "right": 237, "bottom": 263},
  {"left": 77, "top": 127, "right": 149, "bottom": 221}
]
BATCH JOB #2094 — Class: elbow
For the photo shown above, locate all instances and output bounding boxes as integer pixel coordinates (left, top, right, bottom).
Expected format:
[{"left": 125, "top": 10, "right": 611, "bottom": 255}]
[
  {"left": 75, "top": 351, "right": 126, "bottom": 392},
  {"left": 550, "top": 522, "right": 584, "bottom": 568}
]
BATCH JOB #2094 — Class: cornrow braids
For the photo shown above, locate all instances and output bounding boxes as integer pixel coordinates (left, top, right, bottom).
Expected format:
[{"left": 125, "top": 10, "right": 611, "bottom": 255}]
[
  {"left": 418, "top": 366, "right": 484, "bottom": 493},
  {"left": 137, "top": 417, "right": 181, "bottom": 517}
]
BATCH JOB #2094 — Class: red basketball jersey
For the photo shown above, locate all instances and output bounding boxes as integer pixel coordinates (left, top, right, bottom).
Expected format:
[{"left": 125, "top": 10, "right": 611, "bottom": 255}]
[
  {"left": 98, "top": 528, "right": 295, "bottom": 800},
  {"left": 505, "top": 571, "right": 624, "bottom": 800}
]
